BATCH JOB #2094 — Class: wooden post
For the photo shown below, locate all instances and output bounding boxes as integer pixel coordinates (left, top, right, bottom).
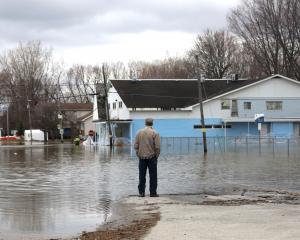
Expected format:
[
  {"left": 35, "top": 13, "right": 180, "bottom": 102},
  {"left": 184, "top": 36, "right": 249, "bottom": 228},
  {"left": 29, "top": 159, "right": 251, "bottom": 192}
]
[
  {"left": 27, "top": 99, "right": 33, "bottom": 145},
  {"left": 6, "top": 105, "right": 9, "bottom": 136},
  {"left": 102, "top": 65, "right": 113, "bottom": 148},
  {"left": 195, "top": 55, "right": 207, "bottom": 153}
]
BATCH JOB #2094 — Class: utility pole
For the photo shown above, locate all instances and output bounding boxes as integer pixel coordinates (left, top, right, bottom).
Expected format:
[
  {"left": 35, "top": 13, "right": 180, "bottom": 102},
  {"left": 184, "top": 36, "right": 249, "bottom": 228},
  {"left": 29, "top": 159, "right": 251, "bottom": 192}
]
[
  {"left": 25, "top": 83, "right": 33, "bottom": 144},
  {"left": 58, "top": 102, "right": 63, "bottom": 144},
  {"left": 195, "top": 55, "right": 208, "bottom": 153},
  {"left": 102, "top": 65, "right": 113, "bottom": 148},
  {"left": 27, "top": 99, "right": 33, "bottom": 145},
  {"left": 6, "top": 104, "right": 9, "bottom": 136},
  {"left": 58, "top": 112, "right": 64, "bottom": 143}
]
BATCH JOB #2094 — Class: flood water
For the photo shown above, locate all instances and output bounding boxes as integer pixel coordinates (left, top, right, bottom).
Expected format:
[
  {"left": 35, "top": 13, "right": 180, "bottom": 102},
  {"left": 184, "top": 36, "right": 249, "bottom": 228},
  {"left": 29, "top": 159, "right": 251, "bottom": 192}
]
[{"left": 0, "top": 140, "right": 300, "bottom": 239}]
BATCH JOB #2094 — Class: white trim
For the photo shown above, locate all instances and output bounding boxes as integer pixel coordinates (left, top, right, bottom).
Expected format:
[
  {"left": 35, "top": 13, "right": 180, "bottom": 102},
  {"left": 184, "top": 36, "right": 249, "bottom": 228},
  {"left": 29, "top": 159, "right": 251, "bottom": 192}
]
[
  {"left": 222, "top": 97, "right": 300, "bottom": 100},
  {"left": 224, "top": 117, "right": 300, "bottom": 123},
  {"left": 128, "top": 108, "right": 192, "bottom": 112},
  {"left": 94, "top": 120, "right": 132, "bottom": 124},
  {"left": 190, "top": 74, "right": 300, "bottom": 108},
  {"left": 81, "top": 114, "right": 93, "bottom": 122},
  {"left": 110, "top": 79, "right": 198, "bottom": 81}
]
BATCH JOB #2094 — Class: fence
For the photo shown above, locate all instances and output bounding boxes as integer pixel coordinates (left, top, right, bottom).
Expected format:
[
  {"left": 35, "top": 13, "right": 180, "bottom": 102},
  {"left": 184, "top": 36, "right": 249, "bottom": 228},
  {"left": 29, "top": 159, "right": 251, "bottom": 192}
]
[{"left": 160, "top": 136, "right": 300, "bottom": 156}]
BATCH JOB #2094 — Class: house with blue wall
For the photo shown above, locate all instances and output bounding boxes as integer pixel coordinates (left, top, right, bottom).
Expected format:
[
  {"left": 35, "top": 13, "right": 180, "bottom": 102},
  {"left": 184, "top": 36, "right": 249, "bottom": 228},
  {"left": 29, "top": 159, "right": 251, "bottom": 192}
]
[{"left": 93, "top": 74, "right": 300, "bottom": 145}]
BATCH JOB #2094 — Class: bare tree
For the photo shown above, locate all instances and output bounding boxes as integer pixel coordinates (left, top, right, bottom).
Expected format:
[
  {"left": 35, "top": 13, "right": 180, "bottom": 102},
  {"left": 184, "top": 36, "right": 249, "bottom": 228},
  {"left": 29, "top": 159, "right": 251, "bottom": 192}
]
[
  {"left": 228, "top": 0, "right": 300, "bottom": 79},
  {"left": 128, "top": 57, "right": 190, "bottom": 79},
  {"left": 109, "top": 61, "right": 128, "bottom": 79},
  {"left": 0, "top": 41, "right": 57, "bottom": 130},
  {"left": 190, "top": 30, "right": 239, "bottom": 79},
  {"left": 64, "top": 64, "right": 104, "bottom": 103}
]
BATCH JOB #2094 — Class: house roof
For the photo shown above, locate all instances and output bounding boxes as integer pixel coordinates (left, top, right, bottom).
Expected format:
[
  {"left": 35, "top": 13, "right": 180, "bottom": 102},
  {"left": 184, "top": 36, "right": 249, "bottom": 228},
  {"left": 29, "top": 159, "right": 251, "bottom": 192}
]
[
  {"left": 110, "top": 77, "right": 263, "bottom": 108},
  {"left": 78, "top": 112, "right": 93, "bottom": 122}
]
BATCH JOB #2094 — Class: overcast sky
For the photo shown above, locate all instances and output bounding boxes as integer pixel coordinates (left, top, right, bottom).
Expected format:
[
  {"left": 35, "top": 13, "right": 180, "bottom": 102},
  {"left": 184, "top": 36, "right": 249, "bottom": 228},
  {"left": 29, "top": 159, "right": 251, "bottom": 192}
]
[{"left": 0, "top": 0, "right": 241, "bottom": 66}]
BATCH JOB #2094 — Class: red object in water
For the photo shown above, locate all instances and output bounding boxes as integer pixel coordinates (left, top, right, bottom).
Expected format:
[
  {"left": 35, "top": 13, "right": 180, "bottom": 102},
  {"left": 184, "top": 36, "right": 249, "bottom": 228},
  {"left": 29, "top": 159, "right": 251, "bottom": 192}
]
[
  {"left": 88, "top": 130, "right": 94, "bottom": 136},
  {"left": 0, "top": 136, "right": 19, "bottom": 141}
]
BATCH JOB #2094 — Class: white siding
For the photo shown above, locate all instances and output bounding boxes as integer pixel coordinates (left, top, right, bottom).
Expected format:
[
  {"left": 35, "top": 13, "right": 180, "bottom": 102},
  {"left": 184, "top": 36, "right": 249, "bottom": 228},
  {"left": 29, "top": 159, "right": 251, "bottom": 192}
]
[
  {"left": 228, "top": 77, "right": 300, "bottom": 98},
  {"left": 108, "top": 87, "right": 130, "bottom": 119},
  {"left": 130, "top": 110, "right": 193, "bottom": 119},
  {"left": 191, "top": 77, "right": 300, "bottom": 119},
  {"left": 83, "top": 116, "right": 95, "bottom": 135}
]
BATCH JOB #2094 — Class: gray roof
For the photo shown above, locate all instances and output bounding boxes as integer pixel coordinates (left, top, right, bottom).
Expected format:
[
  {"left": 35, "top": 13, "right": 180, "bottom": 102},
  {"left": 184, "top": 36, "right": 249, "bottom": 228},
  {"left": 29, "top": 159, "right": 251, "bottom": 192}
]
[{"left": 110, "top": 78, "right": 263, "bottom": 108}]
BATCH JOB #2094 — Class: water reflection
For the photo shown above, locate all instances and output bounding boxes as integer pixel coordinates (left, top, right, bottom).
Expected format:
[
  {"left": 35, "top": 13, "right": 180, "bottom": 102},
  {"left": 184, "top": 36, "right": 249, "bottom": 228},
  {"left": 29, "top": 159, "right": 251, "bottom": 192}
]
[
  {"left": 0, "top": 145, "right": 118, "bottom": 238},
  {"left": 0, "top": 141, "right": 299, "bottom": 239}
]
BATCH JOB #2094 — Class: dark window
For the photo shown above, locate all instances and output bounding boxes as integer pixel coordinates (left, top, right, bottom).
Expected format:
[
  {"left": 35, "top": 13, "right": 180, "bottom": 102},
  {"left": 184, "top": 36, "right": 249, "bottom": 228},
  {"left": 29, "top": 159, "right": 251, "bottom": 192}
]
[
  {"left": 266, "top": 101, "right": 282, "bottom": 110},
  {"left": 113, "top": 102, "right": 116, "bottom": 109},
  {"left": 244, "top": 102, "right": 251, "bottom": 110},
  {"left": 194, "top": 124, "right": 232, "bottom": 129},
  {"left": 160, "top": 107, "right": 177, "bottom": 111},
  {"left": 119, "top": 102, "right": 123, "bottom": 108},
  {"left": 221, "top": 100, "right": 230, "bottom": 110}
]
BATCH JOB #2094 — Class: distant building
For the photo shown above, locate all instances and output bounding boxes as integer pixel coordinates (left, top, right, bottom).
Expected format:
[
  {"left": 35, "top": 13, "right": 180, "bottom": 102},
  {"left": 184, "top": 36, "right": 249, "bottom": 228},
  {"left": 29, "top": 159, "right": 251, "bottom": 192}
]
[
  {"left": 78, "top": 112, "right": 94, "bottom": 136},
  {"left": 58, "top": 103, "right": 93, "bottom": 137},
  {"left": 38, "top": 102, "right": 93, "bottom": 138},
  {"left": 93, "top": 74, "right": 300, "bottom": 145}
]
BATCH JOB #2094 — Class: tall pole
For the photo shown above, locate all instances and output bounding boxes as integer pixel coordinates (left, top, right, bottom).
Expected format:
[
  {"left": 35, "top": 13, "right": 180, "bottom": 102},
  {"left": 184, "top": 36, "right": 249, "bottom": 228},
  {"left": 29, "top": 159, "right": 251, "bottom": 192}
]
[
  {"left": 102, "top": 65, "right": 113, "bottom": 148},
  {"left": 25, "top": 83, "right": 32, "bottom": 144},
  {"left": 27, "top": 99, "right": 33, "bottom": 145},
  {"left": 60, "top": 115, "right": 63, "bottom": 143},
  {"left": 195, "top": 55, "right": 208, "bottom": 153},
  {"left": 58, "top": 100, "right": 64, "bottom": 144},
  {"left": 6, "top": 106, "right": 9, "bottom": 136}
]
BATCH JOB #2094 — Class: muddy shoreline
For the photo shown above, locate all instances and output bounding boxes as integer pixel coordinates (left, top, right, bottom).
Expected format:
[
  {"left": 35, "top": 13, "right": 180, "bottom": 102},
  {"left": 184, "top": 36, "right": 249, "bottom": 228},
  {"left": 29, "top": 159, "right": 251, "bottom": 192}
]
[{"left": 72, "top": 188, "right": 300, "bottom": 240}]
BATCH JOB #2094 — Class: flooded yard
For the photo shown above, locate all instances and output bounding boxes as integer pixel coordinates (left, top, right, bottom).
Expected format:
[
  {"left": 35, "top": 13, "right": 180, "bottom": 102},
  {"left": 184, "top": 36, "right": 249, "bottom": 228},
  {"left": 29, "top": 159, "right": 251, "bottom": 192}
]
[{"left": 0, "top": 140, "right": 299, "bottom": 239}]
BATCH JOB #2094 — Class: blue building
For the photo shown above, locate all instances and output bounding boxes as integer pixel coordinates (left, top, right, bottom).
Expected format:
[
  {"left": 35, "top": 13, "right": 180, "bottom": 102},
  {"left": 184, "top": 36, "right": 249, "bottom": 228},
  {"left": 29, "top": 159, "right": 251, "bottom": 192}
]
[{"left": 93, "top": 74, "right": 300, "bottom": 145}]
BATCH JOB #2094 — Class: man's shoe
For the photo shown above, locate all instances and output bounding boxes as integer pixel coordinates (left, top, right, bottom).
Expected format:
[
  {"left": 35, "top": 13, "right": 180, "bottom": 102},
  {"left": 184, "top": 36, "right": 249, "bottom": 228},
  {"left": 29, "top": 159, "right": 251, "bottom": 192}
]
[
  {"left": 139, "top": 193, "right": 145, "bottom": 197},
  {"left": 150, "top": 194, "right": 159, "bottom": 197}
]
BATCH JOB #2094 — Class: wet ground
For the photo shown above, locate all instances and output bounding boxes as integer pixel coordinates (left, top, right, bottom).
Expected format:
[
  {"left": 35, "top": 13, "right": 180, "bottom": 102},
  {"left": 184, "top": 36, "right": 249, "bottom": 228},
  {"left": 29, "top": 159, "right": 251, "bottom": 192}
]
[{"left": 0, "top": 140, "right": 299, "bottom": 239}]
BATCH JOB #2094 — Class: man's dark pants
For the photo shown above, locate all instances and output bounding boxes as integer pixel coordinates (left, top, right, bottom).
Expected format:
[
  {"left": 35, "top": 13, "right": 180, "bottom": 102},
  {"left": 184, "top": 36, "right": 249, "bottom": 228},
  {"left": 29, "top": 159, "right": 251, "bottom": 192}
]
[{"left": 138, "top": 157, "right": 157, "bottom": 195}]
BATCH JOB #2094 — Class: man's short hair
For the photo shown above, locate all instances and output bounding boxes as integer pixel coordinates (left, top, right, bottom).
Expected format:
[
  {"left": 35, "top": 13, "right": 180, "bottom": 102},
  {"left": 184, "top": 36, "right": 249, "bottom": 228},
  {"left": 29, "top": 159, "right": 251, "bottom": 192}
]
[{"left": 145, "top": 118, "right": 153, "bottom": 126}]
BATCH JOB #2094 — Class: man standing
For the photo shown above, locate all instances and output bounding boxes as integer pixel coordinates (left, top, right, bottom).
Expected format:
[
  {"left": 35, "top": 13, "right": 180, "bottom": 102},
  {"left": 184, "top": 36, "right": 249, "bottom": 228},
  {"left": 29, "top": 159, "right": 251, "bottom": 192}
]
[{"left": 134, "top": 118, "right": 160, "bottom": 197}]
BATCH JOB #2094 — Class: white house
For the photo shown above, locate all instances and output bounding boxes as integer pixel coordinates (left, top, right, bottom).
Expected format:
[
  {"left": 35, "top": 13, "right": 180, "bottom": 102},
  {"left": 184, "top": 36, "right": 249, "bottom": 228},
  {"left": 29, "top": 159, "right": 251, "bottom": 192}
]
[{"left": 94, "top": 74, "right": 300, "bottom": 145}]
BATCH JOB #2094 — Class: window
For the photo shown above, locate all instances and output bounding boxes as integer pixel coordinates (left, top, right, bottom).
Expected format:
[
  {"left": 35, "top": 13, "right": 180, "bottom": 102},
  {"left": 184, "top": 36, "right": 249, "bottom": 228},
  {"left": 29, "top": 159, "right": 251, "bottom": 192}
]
[
  {"left": 108, "top": 103, "right": 110, "bottom": 109},
  {"left": 266, "top": 101, "right": 282, "bottom": 110},
  {"left": 113, "top": 102, "right": 116, "bottom": 109},
  {"left": 244, "top": 102, "right": 251, "bottom": 110},
  {"left": 119, "top": 102, "right": 123, "bottom": 108},
  {"left": 221, "top": 100, "right": 230, "bottom": 110}
]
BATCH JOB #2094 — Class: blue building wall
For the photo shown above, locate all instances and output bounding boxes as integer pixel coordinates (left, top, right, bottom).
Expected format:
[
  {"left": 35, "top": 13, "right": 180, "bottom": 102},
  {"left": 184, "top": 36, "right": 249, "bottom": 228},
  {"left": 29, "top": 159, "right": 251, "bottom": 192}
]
[
  {"left": 227, "top": 122, "right": 259, "bottom": 136},
  {"left": 271, "top": 122, "right": 293, "bottom": 137},
  {"left": 98, "top": 119, "right": 296, "bottom": 145},
  {"left": 131, "top": 119, "right": 261, "bottom": 138}
]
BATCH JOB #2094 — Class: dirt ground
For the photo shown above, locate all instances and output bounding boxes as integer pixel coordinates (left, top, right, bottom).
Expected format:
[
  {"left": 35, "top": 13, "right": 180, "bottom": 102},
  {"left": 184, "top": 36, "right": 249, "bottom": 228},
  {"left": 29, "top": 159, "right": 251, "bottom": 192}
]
[
  {"left": 72, "top": 189, "right": 300, "bottom": 240},
  {"left": 70, "top": 196, "right": 161, "bottom": 240},
  {"left": 77, "top": 213, "right": 159, "bottom": 240}
]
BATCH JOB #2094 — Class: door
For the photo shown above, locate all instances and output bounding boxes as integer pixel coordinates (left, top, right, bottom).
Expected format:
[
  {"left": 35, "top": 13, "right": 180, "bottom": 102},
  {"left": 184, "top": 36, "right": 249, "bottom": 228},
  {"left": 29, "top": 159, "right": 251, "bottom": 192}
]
[
  {"left": 231, "top": 99, "right": 238, "bottom": 117},
  {"left": 293, "top": 122, "right": 300, "bottom": 137},
  {"left": 261, "top": 123, "right": 271, "bottom": 136}
]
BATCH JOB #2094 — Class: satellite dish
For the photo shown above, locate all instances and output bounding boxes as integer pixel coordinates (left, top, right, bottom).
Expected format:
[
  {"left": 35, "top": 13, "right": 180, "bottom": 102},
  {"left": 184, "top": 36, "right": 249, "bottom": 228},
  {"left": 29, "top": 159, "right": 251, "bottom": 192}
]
[{"left": 254, "top": 113, "right": 264, "bottom": 123}]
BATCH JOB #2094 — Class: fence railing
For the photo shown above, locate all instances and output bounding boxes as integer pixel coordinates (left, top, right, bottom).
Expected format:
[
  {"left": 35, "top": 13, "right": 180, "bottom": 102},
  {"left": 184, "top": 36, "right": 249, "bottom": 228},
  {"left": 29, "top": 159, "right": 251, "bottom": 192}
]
[{"left": 160, "top": 136, "right": 300, "bottom": 155}]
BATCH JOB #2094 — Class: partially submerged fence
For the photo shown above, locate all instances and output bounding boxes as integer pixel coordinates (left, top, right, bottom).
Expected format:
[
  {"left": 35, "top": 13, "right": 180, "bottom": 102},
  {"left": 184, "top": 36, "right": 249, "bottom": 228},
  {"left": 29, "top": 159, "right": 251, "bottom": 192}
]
[{"left": 160, "top": 136, "right": 300, "bottom": 156}]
